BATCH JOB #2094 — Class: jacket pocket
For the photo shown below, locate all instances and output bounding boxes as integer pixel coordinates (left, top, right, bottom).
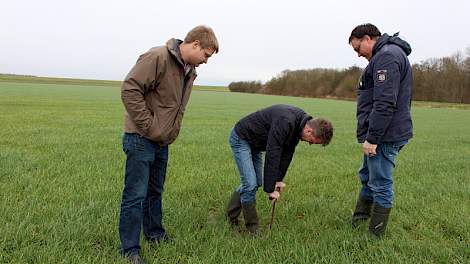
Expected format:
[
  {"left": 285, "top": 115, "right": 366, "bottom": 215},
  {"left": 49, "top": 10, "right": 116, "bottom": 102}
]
[{"left": 146, "top": 105, "right": 179, "bottom": 142}]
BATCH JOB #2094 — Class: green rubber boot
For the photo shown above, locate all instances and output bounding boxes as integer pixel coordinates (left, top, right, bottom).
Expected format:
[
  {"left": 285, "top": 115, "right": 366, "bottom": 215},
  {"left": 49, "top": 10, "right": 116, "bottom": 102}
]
[
  {"left": 368, "top": 203, "right": 391, "bottom": 237},
  {"left": 351, "top": 195, "right": 373, "bottom": 227},
  {"left": 226, "top": 191, "right": 242, "bottom": 226},
  {"left": 241, "top": 201, "right": 260, "bottom": 235}
]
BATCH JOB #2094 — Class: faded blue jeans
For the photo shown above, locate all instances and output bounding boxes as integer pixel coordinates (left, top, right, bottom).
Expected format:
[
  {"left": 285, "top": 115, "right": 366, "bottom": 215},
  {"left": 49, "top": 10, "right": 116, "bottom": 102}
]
[
  {"left": 229, "top": 129, "right": 263, "bottom": 204},
  {"left": 358, "top": 140, "right": 408, "bottom": 208},
  {"left": 119, "top": 133, "right": 168, "bottom": 256}
]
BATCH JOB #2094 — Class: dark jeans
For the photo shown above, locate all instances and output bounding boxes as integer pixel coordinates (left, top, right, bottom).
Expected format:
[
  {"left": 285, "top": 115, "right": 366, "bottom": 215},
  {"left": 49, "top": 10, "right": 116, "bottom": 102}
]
[{"left": 119, "top": 133, "right": 168, "bottom": 256}]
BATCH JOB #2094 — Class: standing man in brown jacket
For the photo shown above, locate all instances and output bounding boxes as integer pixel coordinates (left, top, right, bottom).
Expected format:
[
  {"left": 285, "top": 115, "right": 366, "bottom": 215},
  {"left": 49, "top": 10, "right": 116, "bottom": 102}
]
[{"left": 119, "top": 25, "right": 218, "bottom": 264}]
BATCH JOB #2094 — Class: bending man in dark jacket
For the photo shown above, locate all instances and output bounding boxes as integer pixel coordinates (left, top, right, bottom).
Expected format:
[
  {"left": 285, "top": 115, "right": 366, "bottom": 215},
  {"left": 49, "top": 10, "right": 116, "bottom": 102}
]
[
  {"left": 119, "top": 25, "right": 218, "bottom": 263},
  {"left": 348, "top": 23, "right": 413, "bottom": 237},
  {"left": 226, "top": 104, "right": 333, "bottom": 234}
]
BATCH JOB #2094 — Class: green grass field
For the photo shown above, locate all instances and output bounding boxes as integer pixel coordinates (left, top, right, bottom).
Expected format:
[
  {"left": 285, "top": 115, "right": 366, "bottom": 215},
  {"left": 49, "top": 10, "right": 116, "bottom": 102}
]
[{"left": 0, "top": 80, "right": 469, "bottom": 264}]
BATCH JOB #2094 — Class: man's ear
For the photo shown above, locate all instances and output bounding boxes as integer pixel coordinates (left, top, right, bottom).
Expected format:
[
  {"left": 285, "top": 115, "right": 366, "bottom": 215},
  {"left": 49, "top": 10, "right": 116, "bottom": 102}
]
[
  {"left": 309, "top": 127, "right": 316, "bottom": 137},
  {"left": 303, "top": 124, "right": 313, "bottom": 136},
  {"left": 310, "top": 125, "right": 318, "bottom": 138},
  {"left": 192, "top": 40, "right": 200, "bottom": 49},
  {"left": 306, "top": 123, "right": 314, "bottom": 133}
]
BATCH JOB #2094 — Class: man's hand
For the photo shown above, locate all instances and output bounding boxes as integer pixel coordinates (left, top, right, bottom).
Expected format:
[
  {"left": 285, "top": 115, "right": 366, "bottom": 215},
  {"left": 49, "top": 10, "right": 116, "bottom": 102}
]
[
  {"left": 269, "top": 191, "right": 280, "bottom": 201},
  {"left": 362, "top": 140, "right": 377, "bottom": 156},
  {"left": 275, "top": 182, "right": 286, "bottom": 192}
]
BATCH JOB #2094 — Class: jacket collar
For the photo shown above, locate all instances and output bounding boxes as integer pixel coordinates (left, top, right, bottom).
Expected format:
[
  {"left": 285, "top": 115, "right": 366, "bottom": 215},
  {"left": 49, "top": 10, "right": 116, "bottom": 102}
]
[
  {"left": 298, "top": 114, "right": 312, "bottom": 137},
  {"left": 166, "top": 38, "right": 197, "bottom": 77},
  {"left": 166, "top": 38, "right": 184, "bottom": 65}
]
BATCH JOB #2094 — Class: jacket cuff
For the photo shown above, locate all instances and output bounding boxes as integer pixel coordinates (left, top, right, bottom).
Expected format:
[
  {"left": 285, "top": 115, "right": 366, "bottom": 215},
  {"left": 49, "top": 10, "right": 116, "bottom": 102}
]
[
  {"left": 263, "top": 184, "right": 275, "bottom": 194},
  {"left": 365, "top": 134, "right": 379, "bottom": 144}
]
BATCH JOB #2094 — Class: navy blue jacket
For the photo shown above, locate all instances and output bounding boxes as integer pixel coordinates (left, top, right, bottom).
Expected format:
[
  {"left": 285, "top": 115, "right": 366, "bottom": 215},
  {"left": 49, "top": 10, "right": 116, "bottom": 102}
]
[
  {"left": 357, "top": 33, "right": 413, "bottom": 144},
  {"left": 234, "top": 104, "right": 311, "bottom": 193}
]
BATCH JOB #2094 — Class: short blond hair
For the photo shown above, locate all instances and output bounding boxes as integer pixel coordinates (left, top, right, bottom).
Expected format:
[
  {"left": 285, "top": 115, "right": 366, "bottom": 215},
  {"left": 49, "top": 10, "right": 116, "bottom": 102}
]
[{"left": 184, "top": 25, "right": 219, "bottom": 53}]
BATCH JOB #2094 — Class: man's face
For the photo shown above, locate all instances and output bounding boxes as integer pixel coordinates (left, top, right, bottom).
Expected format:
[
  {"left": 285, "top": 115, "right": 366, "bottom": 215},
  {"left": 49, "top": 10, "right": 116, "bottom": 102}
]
[
  {"left": 350, "top": 36, "right": 373, "bottom": 61},
  {"left": 188, "top": 41, "right": 215, "bottom": 67},
  {"left": 300, "top": 126, "right": 324, "bottom": 145}
]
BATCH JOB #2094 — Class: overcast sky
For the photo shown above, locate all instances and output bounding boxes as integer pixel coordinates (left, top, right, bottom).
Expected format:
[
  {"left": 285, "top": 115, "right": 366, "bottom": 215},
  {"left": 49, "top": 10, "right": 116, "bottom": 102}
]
[{"left": 2, "top": 0, "right": 469, "bottom": 86}]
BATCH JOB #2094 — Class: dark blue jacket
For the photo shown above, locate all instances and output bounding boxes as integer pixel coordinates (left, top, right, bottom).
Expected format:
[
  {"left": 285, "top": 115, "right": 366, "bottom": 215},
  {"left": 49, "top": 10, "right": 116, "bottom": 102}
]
[
  {"left": 234, "top": 104, "right": 311, "bottom": 193},
  {"left": 357, "top": 33, "right": 413, "bottom": 144}
]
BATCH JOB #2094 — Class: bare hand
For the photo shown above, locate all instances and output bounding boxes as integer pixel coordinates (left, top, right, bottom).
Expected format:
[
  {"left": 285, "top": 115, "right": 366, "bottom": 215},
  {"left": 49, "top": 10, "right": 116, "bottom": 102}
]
[
  {"left": 362, "top": 140, "right": 377, "bottom": 157},
  {"left": 269, "top": 191, "right": 280, "bottom": 201},
  {"left": 275, "top": 182, "right": 286, "bottom": 192}
]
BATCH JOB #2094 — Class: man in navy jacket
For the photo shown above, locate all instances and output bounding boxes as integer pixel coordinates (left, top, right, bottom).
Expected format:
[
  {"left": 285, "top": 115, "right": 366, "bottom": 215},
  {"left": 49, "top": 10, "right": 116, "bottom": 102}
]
[
  {"left": 348, "top": 23, "right": 413, "bottom": 237},
  {"left": 226, "top": 104, "right": 333, "bottom": 234}
]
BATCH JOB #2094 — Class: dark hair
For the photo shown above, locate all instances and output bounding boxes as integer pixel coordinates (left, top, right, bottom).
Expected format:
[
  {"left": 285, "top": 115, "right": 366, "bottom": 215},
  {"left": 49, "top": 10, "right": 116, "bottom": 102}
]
[
  {"left": 348, "top": 23, "right": 381, "bottom": 43},
  {"left": 308, "top": 118, "right": 334, "bottom": 146}
]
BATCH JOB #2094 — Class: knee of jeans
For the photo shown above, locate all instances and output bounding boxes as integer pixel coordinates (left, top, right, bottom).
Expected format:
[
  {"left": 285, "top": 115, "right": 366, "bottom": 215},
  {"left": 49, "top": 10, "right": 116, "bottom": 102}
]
[
  {"left": 240, "top": 175, "right": 258, "bottom": 190},
  {"left": 122, "top": 188, "right": 147, "bottom": 208},
  {"left": 244, "top": 184, "right": 258, "bottom": 193},
  {"left": 121, "top": 198, "right": 145, "bottom": 210},
  {"left": 369, "top": 181, "right": 392, "bottom": 191}
]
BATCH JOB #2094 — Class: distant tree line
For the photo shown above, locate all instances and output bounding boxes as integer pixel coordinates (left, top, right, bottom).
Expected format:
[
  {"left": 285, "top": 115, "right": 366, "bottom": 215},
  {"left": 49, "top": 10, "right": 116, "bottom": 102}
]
[
  {"left": 0, "top": 73, "right": 37, "bottom": 77},
  {"left": 412, "top": 50, "right": 470, "bottom": 103},
  {"left": 227, "top": 81, "right": 263, "bottom": 94},
  {"left": 228, "top": 48, "right": 470, "bottom": 103}
]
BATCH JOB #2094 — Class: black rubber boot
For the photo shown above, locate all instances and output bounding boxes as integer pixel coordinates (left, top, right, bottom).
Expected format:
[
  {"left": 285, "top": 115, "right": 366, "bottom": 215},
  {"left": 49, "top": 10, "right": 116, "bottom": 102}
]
[
  {"left": 241, "top": 201, "right": 260, "bottom": 235},
  {"left": 351, "top": 195, "right": 373, "bottom": 227},
  {"left": 226, "top": 191, "right": 242, "bottom": 226},
  {"left": 368, "top": 203, "right": 391, "bottom": 237}
]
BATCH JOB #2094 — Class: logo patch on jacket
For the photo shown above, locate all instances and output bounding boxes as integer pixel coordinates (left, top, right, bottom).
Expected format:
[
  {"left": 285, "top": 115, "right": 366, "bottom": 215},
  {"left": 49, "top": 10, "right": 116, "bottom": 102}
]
[{"left": 377, "top": 70, "right": 387, "bottom": 83}]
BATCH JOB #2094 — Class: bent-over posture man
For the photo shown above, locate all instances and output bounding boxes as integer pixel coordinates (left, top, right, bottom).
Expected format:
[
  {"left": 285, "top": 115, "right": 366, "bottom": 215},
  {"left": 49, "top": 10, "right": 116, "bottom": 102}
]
[{"left": 226, "top": 104, "right": 333, "bottom": 234}]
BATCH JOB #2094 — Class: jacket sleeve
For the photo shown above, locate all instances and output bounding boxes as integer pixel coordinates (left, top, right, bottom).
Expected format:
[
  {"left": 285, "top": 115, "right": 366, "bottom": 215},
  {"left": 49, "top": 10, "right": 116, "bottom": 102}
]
[
  {"left": 263, "top": 117, "right": 292, "bottom": 193},
  {"left": 121, "top": 52, "right": 163, "bottom": 135},
  {"left": 366, "top": 53, "right": 400, "bottom": 144},
  {"left": 278, "top": 150, "right": 294, "bottom": 182}
]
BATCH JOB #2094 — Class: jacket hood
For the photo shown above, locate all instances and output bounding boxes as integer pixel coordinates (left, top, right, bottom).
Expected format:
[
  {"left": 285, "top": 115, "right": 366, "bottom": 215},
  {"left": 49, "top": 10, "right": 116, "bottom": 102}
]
[{"left": 372, "top": 33, "right": 412, "bottom": 56}]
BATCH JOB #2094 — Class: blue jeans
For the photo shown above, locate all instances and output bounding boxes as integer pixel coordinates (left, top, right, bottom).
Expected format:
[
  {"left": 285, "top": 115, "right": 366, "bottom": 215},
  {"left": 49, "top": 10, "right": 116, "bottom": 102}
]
[
  {"left": 358, "top": 140, "right": 408, "bottom": 208},
  {"left": 229, "top": 129, "right": 263, "bottom": 204},
  {"left": 119, "top": 133, "right": 168, "bottom": 256}
]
